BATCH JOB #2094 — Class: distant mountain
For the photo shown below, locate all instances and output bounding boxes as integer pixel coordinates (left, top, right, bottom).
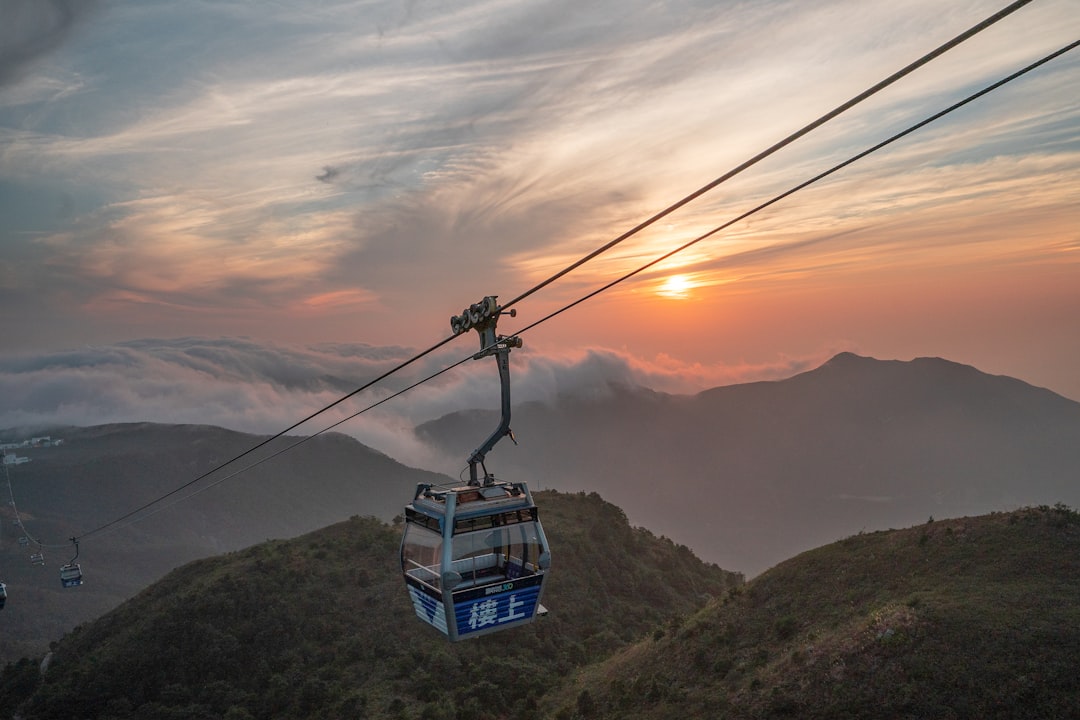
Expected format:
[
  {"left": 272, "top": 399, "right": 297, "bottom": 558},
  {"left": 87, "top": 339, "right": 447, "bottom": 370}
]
[
  {"left": 0, "top": 491, "right": 741, "bottom": 719},
  {"left": 541, "top": 504, "right": 1080, "bottom": 719},
  {"left": 0, "top": 423, "right": 448, "bottom": 662},
  {"left": 418, "top": 353, "right": 1080, "bottom": 575}
]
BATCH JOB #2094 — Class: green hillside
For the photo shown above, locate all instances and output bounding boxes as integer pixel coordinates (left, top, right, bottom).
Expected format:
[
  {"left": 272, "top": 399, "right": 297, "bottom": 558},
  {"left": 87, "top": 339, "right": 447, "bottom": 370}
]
[
  {"left": 0, "top": 491, "right": 740, "bottom": 720},
  {"left": 0, "top": 423, "right": 447, "bottom": 663},
  {"left": 542, "top": 504, "right": 1080, "bottom": 719}
]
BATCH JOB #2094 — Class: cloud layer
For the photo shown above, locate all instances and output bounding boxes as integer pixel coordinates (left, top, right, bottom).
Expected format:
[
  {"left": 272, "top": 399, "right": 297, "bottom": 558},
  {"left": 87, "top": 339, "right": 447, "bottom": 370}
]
[{"left": 0, "top": 337, "right": 831, "bottom": 470}]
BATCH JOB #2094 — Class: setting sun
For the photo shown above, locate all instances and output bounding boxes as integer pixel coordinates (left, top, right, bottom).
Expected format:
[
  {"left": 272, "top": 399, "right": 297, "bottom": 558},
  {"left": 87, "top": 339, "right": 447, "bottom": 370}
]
[{"left": 657, "top": 274, "right": 695, "bottom": 299}]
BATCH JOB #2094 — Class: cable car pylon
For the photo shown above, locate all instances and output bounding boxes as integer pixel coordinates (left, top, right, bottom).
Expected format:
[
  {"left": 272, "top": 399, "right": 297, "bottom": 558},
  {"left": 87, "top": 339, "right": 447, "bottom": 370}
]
[{"left": 400, "top": 296, "right": 551, "bottom": 640}]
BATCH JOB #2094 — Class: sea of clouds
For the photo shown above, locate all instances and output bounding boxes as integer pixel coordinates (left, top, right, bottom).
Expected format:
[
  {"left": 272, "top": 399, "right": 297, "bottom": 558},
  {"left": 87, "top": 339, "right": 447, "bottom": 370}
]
[{"left": 0, "top": 337, "right": 824, "bottom": 470}]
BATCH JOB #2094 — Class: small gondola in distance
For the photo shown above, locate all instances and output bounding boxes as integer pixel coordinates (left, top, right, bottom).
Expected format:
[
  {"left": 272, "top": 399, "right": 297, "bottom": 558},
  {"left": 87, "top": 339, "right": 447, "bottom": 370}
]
[{"left": 60, "top": 537, "right": 84, "bottom": 588}]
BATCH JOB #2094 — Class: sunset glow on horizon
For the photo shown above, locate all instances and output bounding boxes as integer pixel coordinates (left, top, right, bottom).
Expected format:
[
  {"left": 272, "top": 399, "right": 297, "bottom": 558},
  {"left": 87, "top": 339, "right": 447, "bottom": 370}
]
[{"left": 2, "top": 0, "right": 1079, "bottom": 431}]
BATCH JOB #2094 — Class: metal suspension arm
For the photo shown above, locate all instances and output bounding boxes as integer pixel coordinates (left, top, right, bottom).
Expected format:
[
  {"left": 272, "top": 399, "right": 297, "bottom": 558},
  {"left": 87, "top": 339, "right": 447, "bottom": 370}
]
[{"left": 449, "top": 296, "right": 522, "bottom": 485}]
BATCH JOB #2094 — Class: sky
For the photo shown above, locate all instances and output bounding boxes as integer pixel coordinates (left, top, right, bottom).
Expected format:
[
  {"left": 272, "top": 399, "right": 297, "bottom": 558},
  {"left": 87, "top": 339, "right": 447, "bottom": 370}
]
[{"left": 1, "top": 0, "right": 1079, "bottom": 464}]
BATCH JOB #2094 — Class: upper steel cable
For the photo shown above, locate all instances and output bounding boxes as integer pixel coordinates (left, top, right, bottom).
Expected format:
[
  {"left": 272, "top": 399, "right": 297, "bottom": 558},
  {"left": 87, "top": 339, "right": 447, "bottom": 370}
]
[
  {"left": 507, "top": 39, "right": 1080, "bottom": 341},
  {"left": 499, "top": 0, "right": 1036, "bottom": 312}
]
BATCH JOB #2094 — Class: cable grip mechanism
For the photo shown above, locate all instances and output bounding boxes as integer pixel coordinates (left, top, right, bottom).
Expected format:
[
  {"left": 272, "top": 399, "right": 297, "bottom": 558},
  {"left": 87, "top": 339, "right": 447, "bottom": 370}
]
[{"left": 449, "top": 296, "right": 522, "bottom": 486}]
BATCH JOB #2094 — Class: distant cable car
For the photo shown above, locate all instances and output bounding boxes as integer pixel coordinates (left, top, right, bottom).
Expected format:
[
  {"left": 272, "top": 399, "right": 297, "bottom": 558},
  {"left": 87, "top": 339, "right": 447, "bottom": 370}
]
[
  {"left": 60, "top": 538, "right": 83, "bottom": 588},
  {"left": 401, "top": 296, "right": 550, "bottom": 641},
  {"left": 0, "top": 581, "right": 7, "bottom": 610},
  {"left": 30, "top": 552, "right": 45, "bottom": 566},
  {"left": 59, "top": 565, "right": 82, "bottom": 587}
]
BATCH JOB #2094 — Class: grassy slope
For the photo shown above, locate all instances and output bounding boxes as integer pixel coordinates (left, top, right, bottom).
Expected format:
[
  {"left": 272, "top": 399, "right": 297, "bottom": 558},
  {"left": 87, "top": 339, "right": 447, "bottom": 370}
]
[
  {"left": 1, "top": 490, "right": 740, "bottom": 720},
  {"left": 0, "top": 423, "right": 446, "bottom": 664},
  {"left": 543, "top": 505, "right": 1080, "bottom": 720}
]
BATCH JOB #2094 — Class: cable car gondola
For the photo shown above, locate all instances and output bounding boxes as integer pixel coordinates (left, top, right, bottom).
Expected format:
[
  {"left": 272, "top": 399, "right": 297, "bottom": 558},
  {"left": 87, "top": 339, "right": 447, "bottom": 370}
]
[
  {"left": 60, "top": 565, "right": 82, "bottom": 587},
  {"left": 0, "top": 581, "right": 7, "bottom": 610},
  {"left": 60, "top": 538, "right": 83, "bottom": 588},
  {"left": 400, "top": 296, "right": 551, "bottom": 641}
]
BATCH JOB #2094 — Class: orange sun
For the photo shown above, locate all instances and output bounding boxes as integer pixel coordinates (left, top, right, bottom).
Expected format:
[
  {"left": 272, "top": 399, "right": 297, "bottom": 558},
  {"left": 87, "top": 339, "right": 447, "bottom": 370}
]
[{"left": 657, "top": 274, "right": 694, "bottom": 299}]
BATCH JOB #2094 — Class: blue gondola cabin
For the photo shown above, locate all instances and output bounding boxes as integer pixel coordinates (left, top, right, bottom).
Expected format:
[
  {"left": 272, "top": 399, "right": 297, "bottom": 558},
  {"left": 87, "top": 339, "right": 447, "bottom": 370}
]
[{"left": 401, "top": 480, "right": 550, "bottom": 641}]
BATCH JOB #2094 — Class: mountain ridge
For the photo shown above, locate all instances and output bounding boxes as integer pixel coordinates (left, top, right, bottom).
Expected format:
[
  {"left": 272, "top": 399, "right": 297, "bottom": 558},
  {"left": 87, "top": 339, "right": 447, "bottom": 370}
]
[{"left": 418, "top": 353, "right": 1080, "bottom": 574}]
